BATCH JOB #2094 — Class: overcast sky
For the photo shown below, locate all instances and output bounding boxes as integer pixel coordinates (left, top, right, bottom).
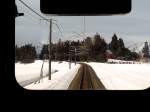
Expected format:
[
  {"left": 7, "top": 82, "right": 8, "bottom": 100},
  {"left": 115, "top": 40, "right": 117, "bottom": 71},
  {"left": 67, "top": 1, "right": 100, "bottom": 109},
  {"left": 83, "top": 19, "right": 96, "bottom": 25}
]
[{"left": 15, "top": 0, "right": 150, "bottom": 47}]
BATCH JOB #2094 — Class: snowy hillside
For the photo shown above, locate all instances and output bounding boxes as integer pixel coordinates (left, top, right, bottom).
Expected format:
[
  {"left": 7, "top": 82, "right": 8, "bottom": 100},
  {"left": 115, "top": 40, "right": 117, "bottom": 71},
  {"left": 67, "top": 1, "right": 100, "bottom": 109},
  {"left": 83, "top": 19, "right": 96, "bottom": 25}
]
[
  {"left": 129, "top": 42, "right": 150, "bottom": 55},
  {"left": 87, "top": 62, "right": 150, "bottom": 90}
]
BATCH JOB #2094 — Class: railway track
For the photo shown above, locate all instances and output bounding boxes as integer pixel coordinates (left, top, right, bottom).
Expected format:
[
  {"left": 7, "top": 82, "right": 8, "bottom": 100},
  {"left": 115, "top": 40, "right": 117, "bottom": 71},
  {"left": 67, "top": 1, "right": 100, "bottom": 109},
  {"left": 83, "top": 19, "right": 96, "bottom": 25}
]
[{"left": 68, "top": 63, "right": 106, "bottom": 90}]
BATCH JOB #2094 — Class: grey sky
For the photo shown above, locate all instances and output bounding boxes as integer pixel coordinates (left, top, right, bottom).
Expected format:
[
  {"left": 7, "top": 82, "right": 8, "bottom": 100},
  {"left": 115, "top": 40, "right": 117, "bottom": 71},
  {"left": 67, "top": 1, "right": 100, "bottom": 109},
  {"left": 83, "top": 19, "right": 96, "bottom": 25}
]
[{"left": 15, "top": 0, "right": 150, "bottom": 47}]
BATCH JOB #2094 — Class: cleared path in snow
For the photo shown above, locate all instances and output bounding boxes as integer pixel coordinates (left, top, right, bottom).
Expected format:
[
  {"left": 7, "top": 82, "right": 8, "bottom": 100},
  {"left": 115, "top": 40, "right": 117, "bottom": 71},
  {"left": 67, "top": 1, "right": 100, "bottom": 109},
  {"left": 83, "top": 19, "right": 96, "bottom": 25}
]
[{"left": 68, "top": 63, "right": 106, "bottom": 90}]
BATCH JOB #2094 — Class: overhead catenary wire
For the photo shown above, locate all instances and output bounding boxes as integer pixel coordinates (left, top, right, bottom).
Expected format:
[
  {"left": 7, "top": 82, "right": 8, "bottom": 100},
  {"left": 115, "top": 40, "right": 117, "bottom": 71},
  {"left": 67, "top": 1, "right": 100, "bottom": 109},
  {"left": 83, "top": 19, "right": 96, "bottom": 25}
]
[
  {"left": 18, "top": 0, "right": 49, "bottom": 21},
  {"left": 18, "top": 0, "right": 65, "bottom": 80},
  {"left": 18, "top": 0, "right": 65, "bottom": 41},
  {"left": 53, "top": 22, "right": 64, "bottom": 38}
]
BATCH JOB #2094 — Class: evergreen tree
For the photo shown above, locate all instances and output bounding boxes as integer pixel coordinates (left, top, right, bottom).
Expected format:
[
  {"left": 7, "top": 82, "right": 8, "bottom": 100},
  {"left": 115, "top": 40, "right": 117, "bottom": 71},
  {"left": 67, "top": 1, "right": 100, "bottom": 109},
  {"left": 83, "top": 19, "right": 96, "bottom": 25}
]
[
  {"left": 93, "top": 33, "right": 102, "bottom": 55},
  {"left": 63, "top": 40, "right": 71, "bottom": 60},
  {"left": 18, "top": 44, "right": 37, "bottom": 63},
  {"left": 15, "top": 45, "right": 19, "bottom": 62},
  {"left": 39, "top": 44, "right": 49, "bottom": 60},
  {"left": 84, "top": 37, "right": 93, "bottom": 59},
  {"left": 93, "top": 33, "right": 107, "bottom": 62},
  {"left": 51, "top": 43, "right": 57, "bottom": 60},
  {"left": 142, "top": 41, "right": 150, "bottom": 61},
  {"left": 110, "top": 34, "right": 119, "bottom": 55},
  {"left": 57, "top": 39, "right": 65, "bottom": 61},
  {"left": 117, "top": 38, "right": 125, "bottom": 57},
  {"left": 118, "top": 38, "right": 125, "bottom": 49},
  {"left": 84, "top": 37, "right": 93, "bottom": 48}
]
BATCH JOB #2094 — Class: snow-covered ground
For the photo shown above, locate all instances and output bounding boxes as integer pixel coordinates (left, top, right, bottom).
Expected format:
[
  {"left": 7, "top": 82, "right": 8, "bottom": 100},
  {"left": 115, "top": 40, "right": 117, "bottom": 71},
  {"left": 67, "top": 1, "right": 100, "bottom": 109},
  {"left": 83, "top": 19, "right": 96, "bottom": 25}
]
[
  {"left": 87, "top": 62, "right": 150, "bottom": 90},
  {"left": 15, "top": 60, "right": 80, "bottom": 88},
  {"left": 15, "top": 60, "right": 150, "bottom": 90},
  {"left": 25, "top": 64, "right": 80, "bottom": 90}
]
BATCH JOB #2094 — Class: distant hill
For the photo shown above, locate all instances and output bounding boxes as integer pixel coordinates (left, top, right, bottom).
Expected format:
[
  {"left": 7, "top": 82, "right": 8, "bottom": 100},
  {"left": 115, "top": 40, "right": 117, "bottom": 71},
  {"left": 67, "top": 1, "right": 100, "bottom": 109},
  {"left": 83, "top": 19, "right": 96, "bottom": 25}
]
[{"left": 128, "top": 42, "right": 150, "bottom": 55}]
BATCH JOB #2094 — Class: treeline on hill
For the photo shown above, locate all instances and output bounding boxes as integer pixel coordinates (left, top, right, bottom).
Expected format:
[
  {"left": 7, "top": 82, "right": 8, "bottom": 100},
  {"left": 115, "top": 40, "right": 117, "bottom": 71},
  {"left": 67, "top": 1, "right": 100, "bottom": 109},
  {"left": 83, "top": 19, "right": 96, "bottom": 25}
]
[
  {"left": 15, "top": 33, "right": 140, "bottom": 63},
  {"left": 15, "top": 44, "right": 37, "bottom": 63},
  {"left": 109, "top": 34, "right": 139, "bottom": 61}
]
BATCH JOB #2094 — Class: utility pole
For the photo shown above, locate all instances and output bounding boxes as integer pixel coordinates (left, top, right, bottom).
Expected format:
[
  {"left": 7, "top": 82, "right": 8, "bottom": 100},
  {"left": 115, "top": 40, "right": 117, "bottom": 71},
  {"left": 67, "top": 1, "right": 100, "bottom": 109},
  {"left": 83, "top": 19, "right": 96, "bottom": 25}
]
[
  {"left": 83, "top": 16, "right": 86, "bottom": 38},
  {"left": 68, "top": 42, "right": 71, "bottom": 69},
  {"left": 40, "top": 18, "right": 55, "bottom": 80},
  {"left": 75, "top": 47, "right": 77, "bottom": 65},
  {"left": 55, "top": 45, "right": 58, "bottom": 61},
  {"left": 18, "top": 0, "right": 59, "bottom": 80},
  {"left": 69, "top": 49, "right": 71, "bottom": 69},
  {"left": 69, "top": 46, "right": 80, "bottom": 66},
  {"left": 69, "top": 53, "right": 71, "bottom": 69},
  {"left": 49, "top": 19, "right": 52, "bottom": 80},
  {"left": 84, "top": 16, "right": 85, "bottom": 34}
]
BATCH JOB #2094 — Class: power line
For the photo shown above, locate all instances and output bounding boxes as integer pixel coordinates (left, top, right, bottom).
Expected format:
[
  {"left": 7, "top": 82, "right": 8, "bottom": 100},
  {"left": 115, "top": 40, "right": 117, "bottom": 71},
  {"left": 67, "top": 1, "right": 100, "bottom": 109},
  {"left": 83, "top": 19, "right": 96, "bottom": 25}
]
[
  {"left": 18, "top": 0, "right": 49, "bottom": 21},
  {"left": 18, "top": 0, "right": 65, "bottom": 40},
  {"left": 18, "top": 0, "right": 66, "bottom": 80},
  {"left": 53, "top": 22, "right": 64, "bottom": 38},
  {"left": 83, "top": 16, "right": 85, "bottom": 34}
]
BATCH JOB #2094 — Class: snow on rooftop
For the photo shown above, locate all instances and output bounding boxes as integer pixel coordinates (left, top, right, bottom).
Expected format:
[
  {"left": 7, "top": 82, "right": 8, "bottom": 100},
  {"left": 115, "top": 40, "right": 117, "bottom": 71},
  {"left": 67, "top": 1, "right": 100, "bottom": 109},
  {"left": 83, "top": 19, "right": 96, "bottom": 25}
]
[{"left": 107, "top": 59, "right": 141, "bottom": 64}]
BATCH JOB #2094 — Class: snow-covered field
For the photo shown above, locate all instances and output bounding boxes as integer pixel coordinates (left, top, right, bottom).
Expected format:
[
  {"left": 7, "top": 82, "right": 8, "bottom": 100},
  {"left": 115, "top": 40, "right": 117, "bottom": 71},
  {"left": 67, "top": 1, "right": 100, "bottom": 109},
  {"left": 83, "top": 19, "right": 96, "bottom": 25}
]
[
  {"left": 15, "top": 60, "right": 80, "bottom": 88},
  {"left": 15, "top": 60, "right": 150, "bottom": 90},
  {"left": 87, "top": 62, "right": 150, "bottom": 90},
  {"left": 25, "top": 64, "right": 80, "bottom": 90}
]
